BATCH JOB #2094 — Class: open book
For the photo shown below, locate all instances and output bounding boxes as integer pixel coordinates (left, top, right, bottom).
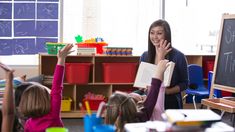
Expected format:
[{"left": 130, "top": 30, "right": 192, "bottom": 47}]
[
  {"left": 164, "top": 109, "right": 221, "bottom": 126},
  {"left": 133, "top": 61, "right": 175, "bottom": 89}
]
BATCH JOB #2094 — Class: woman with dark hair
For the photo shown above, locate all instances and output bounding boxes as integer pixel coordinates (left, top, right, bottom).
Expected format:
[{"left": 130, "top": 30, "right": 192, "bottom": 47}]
[{"left": 140, "top": 19, "right": 189, "bottom": 111}]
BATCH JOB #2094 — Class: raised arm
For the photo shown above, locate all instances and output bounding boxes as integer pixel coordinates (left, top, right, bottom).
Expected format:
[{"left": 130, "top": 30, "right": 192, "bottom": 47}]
[
  {"left": 51, "top": 44, "right": 73, "bottom": 116},
  {"left": 141, "top": 60, "right": 169, "bottom": 121},
  {"left": 0, "top": 62, "right": 15, "bottom": 132},
  {"left": 57, "top": 44, "right": 74, "bottom": 66}
]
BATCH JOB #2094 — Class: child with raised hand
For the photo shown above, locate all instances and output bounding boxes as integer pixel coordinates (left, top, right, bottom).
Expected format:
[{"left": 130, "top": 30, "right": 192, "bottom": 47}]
[
  {"left": 18, "top": 44, "right": 73, "bottom": 132},
  {"left": 0, "top": 62, "right": 15, "bottom": 132},
  {"left": 105, "top": 59, "right": 169, "bottom": 132}
]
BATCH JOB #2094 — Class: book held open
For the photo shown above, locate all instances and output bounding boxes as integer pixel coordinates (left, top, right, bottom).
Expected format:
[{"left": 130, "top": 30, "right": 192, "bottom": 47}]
[
  {"left": 133, "top": 61, "right": 175, "bottom": 89},
  {"left": 164, "top": 109, "right": 221, "bottom": 126}
]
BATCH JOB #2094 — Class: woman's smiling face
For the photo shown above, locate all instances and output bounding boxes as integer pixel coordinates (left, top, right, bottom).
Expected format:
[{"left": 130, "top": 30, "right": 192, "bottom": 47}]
[{"left": 150, "top": 26, "right": 165, "bottom": 47}]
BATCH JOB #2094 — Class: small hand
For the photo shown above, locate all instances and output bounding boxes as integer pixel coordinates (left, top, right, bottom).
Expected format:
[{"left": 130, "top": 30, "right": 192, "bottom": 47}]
[
  {"left": 57, "top": 44, "right": 74, "bottom": 59},
  {"left": 57, "top": 44, "right": 74, "bottom": 66},
  {"left": 155, "top": 59, "right": 170, "bottom": 81},
  {"left": 156, "top": 40, "right": 172, "bottom": 60},
  {"left": 0, "top": 62, "right": 14, "bottom": 79}
]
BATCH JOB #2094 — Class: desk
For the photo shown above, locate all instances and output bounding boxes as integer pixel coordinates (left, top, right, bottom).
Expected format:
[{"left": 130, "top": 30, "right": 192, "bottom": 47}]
[
  {"left": 124, "top": 121, "right": 234, "bottom": 132},
  {"left": 202, "top": 97, "right": 235, "bottom": 126}
]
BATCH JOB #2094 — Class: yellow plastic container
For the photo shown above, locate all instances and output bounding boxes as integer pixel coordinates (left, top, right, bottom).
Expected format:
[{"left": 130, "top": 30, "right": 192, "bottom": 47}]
[{"left": 61, "top": 97, "right": 72, "bottom": 112}]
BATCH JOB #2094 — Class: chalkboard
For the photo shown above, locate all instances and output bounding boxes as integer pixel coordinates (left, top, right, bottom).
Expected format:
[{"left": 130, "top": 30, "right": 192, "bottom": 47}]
[
  {"left": 213, "top": 14, "right": 235, "bottom": 93},
  {"left": 0, "top": 0, "right": 61, "bottom": 55}
]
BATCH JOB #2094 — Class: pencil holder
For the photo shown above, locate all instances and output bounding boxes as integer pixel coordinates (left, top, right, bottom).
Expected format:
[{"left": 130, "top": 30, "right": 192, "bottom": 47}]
[{"left": 84, "top": 113, "right": 103, "bottom": 132}]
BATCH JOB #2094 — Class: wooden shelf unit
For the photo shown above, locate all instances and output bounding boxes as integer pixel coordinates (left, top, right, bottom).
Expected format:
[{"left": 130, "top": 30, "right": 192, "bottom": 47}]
[
  {"left": 39, "top": 54, "right": 139, "bottom": 118},
  {"left": 39, "top": 54, "right": 215, "bottom": 117}
]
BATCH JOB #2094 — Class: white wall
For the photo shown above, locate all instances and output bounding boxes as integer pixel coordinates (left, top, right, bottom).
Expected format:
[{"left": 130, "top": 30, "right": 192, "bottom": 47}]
[{"left": 0, "top": 65, "right": 38, "bottom": 79}]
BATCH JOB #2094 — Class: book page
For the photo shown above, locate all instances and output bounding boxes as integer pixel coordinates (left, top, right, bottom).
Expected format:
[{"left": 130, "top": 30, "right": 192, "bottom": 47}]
[
  {"left": 165, "top": 109, "right": 221, "bottom": 124},
  {"left": 133, "top": 62, "right": 156, "bottom": 89},
  {"left": 163, "top": 62, "right": 175, "bottom": 87},
  {"left": 134, "top": 62, "right": 175, "bottom": 89}
]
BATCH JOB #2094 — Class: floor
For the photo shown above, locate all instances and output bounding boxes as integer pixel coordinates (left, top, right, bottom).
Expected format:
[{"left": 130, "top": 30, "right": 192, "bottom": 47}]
[
  {"left": 63, "top": 118, "right": 84, "bottom": 132},
  {"left": 62, "top": 109, "right": 235, "bottom": 132}
]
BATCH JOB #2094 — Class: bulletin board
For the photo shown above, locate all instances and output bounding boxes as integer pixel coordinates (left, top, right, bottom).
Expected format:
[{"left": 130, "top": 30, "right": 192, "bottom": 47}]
[{"left": 0, "top": 0, "right": 62, "bottom": 55}]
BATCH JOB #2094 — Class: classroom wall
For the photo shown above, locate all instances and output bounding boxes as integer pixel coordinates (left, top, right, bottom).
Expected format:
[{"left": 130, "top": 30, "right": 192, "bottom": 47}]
[{"left": 0, "top": 65, "right": 38, "bottom": 79}]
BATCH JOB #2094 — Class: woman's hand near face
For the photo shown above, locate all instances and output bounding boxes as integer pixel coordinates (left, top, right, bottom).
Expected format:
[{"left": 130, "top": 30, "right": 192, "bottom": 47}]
[{"left": 156, "top": 40, "right": 172, "bottom": 62}]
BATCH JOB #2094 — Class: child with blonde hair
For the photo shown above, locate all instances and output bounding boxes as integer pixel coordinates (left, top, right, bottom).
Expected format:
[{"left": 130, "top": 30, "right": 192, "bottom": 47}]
[
  {"left": 18, "top": 44, "right": 73, "bottom": 131},
  {"left": 105, "top": 59, "right": 170, "bottom": 132}
]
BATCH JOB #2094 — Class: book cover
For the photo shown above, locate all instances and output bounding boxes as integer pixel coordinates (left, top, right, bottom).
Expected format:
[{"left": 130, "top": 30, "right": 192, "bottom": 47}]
[
  {"left": 164, "top": 109, "right": 221, "bottom": 126},
  {"left": 133, "top": 61, "right": 175, "bottom": 89}
]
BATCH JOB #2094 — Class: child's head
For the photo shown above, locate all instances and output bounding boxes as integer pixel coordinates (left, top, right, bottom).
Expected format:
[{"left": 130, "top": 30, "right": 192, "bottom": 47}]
[
  {"left": 19, "top": 83, "right": 51, "bottom": 118},
  {"left": 15, "top": 82, "right": 33, "bottom": 107},
  {"left": 105, "top": 91, "right": 139, "bottom": 131}
]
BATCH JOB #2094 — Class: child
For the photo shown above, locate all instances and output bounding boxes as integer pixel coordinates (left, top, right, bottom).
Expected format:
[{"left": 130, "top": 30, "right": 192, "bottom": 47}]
[
  {"left": 18, "top": 44, "right": 73, "bottom": 131},
  {"left": 0, "top": 62, "right": 15, "bottom": 132},
  {"left": 105, "top": 59, "right": 169, "bottom": 132},
  {"left": 14, "top": 82, "right": 33, "bottom": 132}
]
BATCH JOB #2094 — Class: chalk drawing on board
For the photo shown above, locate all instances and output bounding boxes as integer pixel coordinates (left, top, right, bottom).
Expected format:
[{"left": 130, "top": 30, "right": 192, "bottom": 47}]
[
  {"left": 37, "top": 3, "right": 58, "bottom": 19},
  {"left": 214, "top": 18, "right": 235, "bottom": 88},
  {"left": 0, "top": 3, "right": 12, "bottom": 19},
  {"left": 0, "top": 21, "right": 12, "bottom": 37},
  {"left": 0, "top": 0, "right": 60, "bottom": 55},
  {"left": 14, "top": 21, "right": 35, "bottom": 37},
  {"left": 36, "top": 21, "right": 58, "bottom": 37},
  {"left": 13, "top": 39, "right": 36, "bottom": 55},
  {"left": 0, "top": 39, "right": 13, "bottom": 55},
  {"left": 14, "top": 3, "right": 35, "bottom": 19},
  {"left": 36, "top": 38, "right": 57, "bottom": 53}
]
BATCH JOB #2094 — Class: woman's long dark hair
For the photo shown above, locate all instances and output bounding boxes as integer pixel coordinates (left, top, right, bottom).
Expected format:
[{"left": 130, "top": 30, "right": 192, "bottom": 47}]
[{"left": 148, "top": 19, "right": 172, "bottom": 64}]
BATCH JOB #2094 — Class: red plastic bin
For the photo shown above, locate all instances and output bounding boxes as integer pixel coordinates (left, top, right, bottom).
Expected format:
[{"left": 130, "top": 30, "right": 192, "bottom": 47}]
[
  {"left": 203, "top": 61, "right": 214, "bottom": 78},
  {"left": 103, "top": 63, "right": 138, "bottom": 83},
  {"left": 65, "top": 63, "right": 92, "bottom": 84},
  {"left": 83, "top": 99, "right": 106, "bottom": 110}
]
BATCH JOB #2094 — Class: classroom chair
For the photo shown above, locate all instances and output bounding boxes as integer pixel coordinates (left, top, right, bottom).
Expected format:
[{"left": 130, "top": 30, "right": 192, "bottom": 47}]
[{"left": 184, "top": 64, "right": 209, "bottom": 109}]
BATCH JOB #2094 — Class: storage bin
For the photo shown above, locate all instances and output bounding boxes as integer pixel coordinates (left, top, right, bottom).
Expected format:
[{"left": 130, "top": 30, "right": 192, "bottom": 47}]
[
  {"left": 203, "top": 60, "right": 214, "bottom": 78},
  {"left": 65, "top": 63, "right": 92, "bottom": 84},
  {"left": 83, "top": 99, "right": 106, "bottom": 110},
  {"left": 103, "top": 63, "right": 138, "bottom": 83},
  {"left": 61, "top": 97, "right": 72, "bottom": 112},
  {"left": 46, "top": 43, "right": 66, "bottom": 55}
]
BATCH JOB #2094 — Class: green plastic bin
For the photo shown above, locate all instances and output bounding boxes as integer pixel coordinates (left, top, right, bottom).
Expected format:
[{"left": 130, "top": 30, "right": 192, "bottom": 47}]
[{"left": 46, "top": 43, "right": 66, "bottom": 55}]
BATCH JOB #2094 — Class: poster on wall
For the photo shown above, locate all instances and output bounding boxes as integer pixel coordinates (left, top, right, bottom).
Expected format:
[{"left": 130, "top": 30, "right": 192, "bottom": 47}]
[{"left": 0, "top": 0, "right": 61, "bottom": 55}]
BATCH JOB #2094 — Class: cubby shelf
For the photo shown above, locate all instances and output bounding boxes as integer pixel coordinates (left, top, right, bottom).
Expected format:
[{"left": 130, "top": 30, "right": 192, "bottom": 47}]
[
  {"left": 39, "top": 54, "right": 139, "bottom": 118},
  {"left": 39, "top": 54, "right": 215, "bottom": 118}
]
